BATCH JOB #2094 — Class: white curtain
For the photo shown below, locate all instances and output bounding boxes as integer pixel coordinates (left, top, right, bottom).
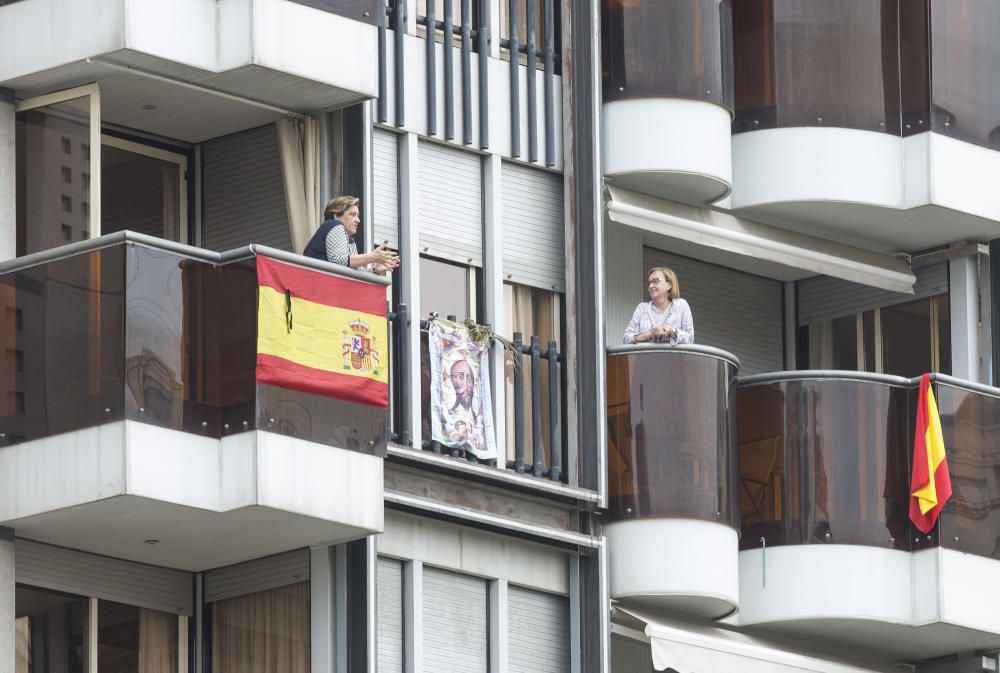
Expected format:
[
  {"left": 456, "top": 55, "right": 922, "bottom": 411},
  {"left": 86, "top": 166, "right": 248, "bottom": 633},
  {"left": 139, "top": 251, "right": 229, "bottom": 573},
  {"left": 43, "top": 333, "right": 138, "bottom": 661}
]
[{"left": 276, "top": 117, "right": 321, "bottom": 253}]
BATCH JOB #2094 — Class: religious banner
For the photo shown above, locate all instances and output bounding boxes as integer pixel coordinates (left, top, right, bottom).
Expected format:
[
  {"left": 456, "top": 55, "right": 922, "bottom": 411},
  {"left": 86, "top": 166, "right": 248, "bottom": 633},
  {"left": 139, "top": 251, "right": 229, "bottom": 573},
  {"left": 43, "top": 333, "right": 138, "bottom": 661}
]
[
  {"left": 256, "top": 256, "right": 389, "bottom": 408},
  {"left": 428, "top": 320, "right": 497, "bottom": 460}
]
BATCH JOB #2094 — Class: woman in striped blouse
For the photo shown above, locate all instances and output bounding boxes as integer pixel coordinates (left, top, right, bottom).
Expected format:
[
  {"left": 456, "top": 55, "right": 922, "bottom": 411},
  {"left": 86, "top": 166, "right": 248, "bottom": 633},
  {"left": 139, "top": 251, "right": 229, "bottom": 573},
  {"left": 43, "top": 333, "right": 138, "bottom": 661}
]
[
  {"left": 622, "top": 266, "right": 694, "bottom": 345},
  {"left": 303, "top": 195, "right": 400, "bottom": 274}
]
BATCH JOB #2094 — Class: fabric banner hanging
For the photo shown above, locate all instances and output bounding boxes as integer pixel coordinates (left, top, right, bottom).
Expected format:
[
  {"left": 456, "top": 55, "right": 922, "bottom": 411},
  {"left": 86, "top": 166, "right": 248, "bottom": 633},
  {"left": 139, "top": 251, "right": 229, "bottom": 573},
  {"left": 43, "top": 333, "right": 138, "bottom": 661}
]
[
  {"left": 255, "top": 256, "right": 389, "bottom": 408},
  {"left": 428, "top": 321, "right": 497, "bottom": 460}
]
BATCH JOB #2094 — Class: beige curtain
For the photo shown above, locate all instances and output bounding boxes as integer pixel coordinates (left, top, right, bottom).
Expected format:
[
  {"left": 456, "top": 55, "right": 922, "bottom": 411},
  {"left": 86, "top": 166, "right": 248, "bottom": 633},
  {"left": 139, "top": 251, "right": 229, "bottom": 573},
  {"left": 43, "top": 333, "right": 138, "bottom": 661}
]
[
  {"left": 15, "top": 617, "right": 30, "bottom": 673},
  {"left": 504, "top": 283, "right": 559, "bottom": 466},
  {"left": 161, "top": 163, "right": 179, "bottom": 243},
  {"left": 139, "top": 608, "right": 178, "bottom": 673},
  {"left": 276, "top": 117, "right": 321, "bottom": 253},
  {"left": 212, "top": 582, "right": 310, "bottom": 673}
]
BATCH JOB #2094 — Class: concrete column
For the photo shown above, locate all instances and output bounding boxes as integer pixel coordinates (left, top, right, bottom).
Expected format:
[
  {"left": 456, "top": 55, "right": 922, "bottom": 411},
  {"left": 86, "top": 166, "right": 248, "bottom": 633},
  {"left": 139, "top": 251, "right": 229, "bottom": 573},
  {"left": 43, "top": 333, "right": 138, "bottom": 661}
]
[
  {"left": 0, "top": 88, "right": 15, "bottom": 262},
  {"left": 0, "top": 527, "right": 15, "bottom": 673},
  {"left": 483, "top": 154, "right": 506, "bottom": 461},
  {"left": 949, "top": 254, "right": 981, "bottom": 382}
]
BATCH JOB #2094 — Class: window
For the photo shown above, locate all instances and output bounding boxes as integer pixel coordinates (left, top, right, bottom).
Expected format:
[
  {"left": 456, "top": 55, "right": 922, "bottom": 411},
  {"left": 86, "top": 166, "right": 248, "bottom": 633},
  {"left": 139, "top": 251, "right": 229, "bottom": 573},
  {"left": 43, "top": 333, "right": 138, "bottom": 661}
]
[
  {"left": 60, "top": 136, "right": 72, "bottom": 154},
  {"left": 61, "top": 224, "right": 72, "bottom": 240},
  {"left": 212, "top": 582, "right": 310, "bottom": 673},
  {"left": 98, "top": 600, "right": 179, "bottom": 673},
  {"left": 503, "top": 283, "right": 561, "bottom": 468},
  {"left": 419, "top": 256, "right": 476, "bottom": 321},
  {"left": 61, "top": 195, "right": 72, "bottom": 213},
  {"left": 61, "top": 165, "right": 72, "bottom": 183},
  {"left": 15, "top": 585, "right": 87, "bottom": 673}
]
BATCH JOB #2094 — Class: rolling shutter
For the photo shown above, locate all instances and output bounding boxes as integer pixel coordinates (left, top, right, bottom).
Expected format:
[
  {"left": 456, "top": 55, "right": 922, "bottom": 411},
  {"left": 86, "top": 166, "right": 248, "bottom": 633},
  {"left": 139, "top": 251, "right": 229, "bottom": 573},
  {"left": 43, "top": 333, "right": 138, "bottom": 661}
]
[
  {"left": 204, "top": 549, "right": 309, "bottom": 603},
  {"left": 15, "top": 540, "right": 194, "bottom": 616},
  {"left": 643, "top": 247, "right": 783, "bottom": 376},
  {"left": 377, "top": 557, "right": 404, "bottom": 673},
  {"left": 501, "top": 162, "right": 565, "bottom": 292},
  {"left": 423, "top": 567, "right": 488, "bottom": 673},
  {"left": 798, "top": 262, "right": 948, "bottom": 325},
  {"left": 202, "top": 124, "right": 292, "bottom": 252},
  {"left": 373, "top": 129, "right": 400, "bottom": 249},
  {"left": 417, "top": 140, "right": 483, "bottom": 266},
  {"left": 508, "top": 586, "right": 570, "bottom": 673}
]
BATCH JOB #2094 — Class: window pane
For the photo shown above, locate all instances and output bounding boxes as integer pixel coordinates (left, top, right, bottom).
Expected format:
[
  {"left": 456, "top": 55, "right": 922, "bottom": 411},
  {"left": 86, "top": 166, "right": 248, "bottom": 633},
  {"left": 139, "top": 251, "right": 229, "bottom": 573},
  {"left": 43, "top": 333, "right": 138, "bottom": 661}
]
[
  {"left": 102, "top": 144, "right": 182, "bottom": 242},
  {"left": 15, "top": 585, "right": 87, "bottom": 673},
  {"left": 212, "top": 582, "right": 310, "bottom": 673},
  {"left": 881, "top": 297, "right": 933, "bottom": 377},
  {"left": 98, "top": 601, "right": 178, "bottom": 673},
  {"left": 16, "top": 96, "right": 92, "bottom": 255},
  {"left": 936, "top": 294, "right": 951, "bottom": 374},
  {"left": 807, "top": 315, "right": 857, "bottom": 370},
  {"left": 419, "top": 257, "right": 471, "bottom": 320}
]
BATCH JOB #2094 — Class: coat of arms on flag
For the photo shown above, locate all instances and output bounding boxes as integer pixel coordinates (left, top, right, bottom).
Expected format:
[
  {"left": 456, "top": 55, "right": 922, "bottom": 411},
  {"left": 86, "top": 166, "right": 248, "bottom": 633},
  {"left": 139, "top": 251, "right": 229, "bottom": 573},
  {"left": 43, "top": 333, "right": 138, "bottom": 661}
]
[{"left": 428, "top": 320, "right": 497, "bottom": 460}]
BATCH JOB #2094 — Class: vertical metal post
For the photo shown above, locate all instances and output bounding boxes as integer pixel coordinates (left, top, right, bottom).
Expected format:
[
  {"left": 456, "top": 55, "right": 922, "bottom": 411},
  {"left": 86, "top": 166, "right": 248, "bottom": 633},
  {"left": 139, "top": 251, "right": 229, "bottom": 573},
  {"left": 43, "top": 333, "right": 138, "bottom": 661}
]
[
  {"left": 444, "top": 0, "right": 455, "bottom": 139},
  {"left": 460, "top": 0, "right": 473, "bottom": 145},
  {"left": 394, "top": 0, "right": 406, "bottom": 127},
  {"left": 426, "top": 0, "right": 437, "bottom": 136},
  {"left": 542, "top": 0, "right": 555, "bottom": 166},
  {"left": 398, "top": 303, "right": 412, "bottom": 445},
  {"left": 548, "top": 340, "right": 560, "bottom": 481},
  {"left": 526, "top": 0, "right": 537, "bottom": 163},
  {"left": 508, "top": 0, "right": 521, "bottom": 157},
  {"left": 531, "top": 335, "right": 543, "bottom": 476},
  {"left": 478, "top": 0, "right": 490, "bottom": 149},
  {"left": 513, "top": 332, "right": 525, "bottom": 472},
  {"left": 378, "top": 15, "right": 388, "bottom": 123}
]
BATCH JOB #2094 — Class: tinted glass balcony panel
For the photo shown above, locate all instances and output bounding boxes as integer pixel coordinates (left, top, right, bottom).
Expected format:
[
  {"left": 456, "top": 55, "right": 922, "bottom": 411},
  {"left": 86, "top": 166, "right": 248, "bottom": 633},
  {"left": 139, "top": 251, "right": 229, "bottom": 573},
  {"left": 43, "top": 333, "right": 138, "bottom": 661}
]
[
  {"left": 737, "top": 377, "right": 913, "bottom": 551},
  {"left": 0, "top": 247, "right": 126, "bottom": 445},
  {"left": 929, "top": 0, "right": 1000, "bottom": 149},
  {"left": 125, "top": 246, "right": 221, "bottom": 435},
  {"left": 602, "top": 0, "right": 733, "bottom": 110},
  {"left": 935, "top": 382, "right": 1000, "bottom": 559},
  {"left": 606, "top": 347, "right": 739, "bottom": 528},
  {"left": 732, "top": 0, "right": 901, "bottom": 134}
]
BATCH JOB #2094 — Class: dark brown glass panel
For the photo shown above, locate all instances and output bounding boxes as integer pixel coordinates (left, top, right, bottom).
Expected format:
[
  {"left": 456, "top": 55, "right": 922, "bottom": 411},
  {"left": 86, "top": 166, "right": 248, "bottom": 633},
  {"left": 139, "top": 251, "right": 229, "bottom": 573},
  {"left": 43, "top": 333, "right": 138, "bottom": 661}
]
[
  {"left": 737, "top": 379, "right": 912, "bottom": 550},
  {"left": 257, "top": 383, "right": 386, "bottom": 456},
  {"left": 125, "top": 246, "right": 220, "bottom": 434},
  {"left": 733, "top": 0, "right": 901, "bottom": 134},
  {"left": 219, "top": 260, "right": 258, "bottom": 435},
  {"left": 0, "top": 248, "right": 125, "bottom": 445},
  {"left": 286, "top": 0, "right": 383, "bottom": 25},
  {"left": 602, "top": 0, "right": 733, "bottom": 110},
  {"left": 935, "top": 384, "right": 1000, "bottom": 559},
  {"left": 930, "top": 0, "right": 1000, "bottom": 149},
  {"left": 606, "top": 350, "right": 738, "bottom": 527},
  {"left": 899, "top": 0, "right": 931, "bottom": 135}
]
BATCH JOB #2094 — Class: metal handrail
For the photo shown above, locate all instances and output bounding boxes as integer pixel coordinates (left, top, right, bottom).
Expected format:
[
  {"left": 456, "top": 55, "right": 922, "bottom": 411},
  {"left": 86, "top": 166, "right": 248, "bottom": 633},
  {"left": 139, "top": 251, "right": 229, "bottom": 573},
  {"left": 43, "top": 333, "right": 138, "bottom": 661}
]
[{"left": 607, "top": 343, "right": 741, "bottom": 371}]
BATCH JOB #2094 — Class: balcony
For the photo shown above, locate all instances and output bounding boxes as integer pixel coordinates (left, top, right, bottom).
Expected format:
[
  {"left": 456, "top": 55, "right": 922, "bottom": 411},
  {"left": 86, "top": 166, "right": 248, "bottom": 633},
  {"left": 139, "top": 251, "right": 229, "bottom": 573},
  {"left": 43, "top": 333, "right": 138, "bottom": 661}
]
[
  {"left": 730, "top": 0, "right": 1000, "bottom": 252},
  {"left": 600, "top": 0, "right": 733, "bottom": 205},
  {"left": 0, "top": 232, "right": 385, "bottom": 570},
  {"left": 736, "top": 371, "right": 1000, "bottom": 660},
  {"left": 606, "top": 344, "right": 741, "bottom": 619},
  {"left": 0, "top": 0, "right": 380, "bottom": 142}
]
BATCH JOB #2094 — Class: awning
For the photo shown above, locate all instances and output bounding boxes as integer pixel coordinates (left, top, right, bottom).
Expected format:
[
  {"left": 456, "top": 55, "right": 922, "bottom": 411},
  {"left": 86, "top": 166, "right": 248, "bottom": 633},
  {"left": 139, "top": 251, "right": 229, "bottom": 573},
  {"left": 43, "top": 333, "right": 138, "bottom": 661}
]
[
  {"left": 614, "top": 607, "right": 899, "bottom": 673},
  {"left": 605, "top": 185, "right": 916, "bottom": 294}
]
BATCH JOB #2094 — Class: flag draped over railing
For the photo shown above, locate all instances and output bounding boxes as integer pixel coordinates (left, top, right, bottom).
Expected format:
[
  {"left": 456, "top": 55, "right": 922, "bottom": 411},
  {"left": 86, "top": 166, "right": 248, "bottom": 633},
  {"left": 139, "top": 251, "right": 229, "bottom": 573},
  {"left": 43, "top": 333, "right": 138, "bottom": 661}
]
[
  {"left": 909, "top": 373, "right": 952, "bottom": 534},
  {"left": 255, "top": 256, "right": 388, "bottom": 408}
]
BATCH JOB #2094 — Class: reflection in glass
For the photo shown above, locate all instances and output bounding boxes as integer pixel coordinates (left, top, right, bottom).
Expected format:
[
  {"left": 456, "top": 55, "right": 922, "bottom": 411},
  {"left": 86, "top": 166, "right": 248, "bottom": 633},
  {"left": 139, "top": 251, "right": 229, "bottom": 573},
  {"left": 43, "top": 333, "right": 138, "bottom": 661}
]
[
  {"left": 15, "top": 585, "right": 87, "bottom": 673},
  {"left": 419, "top": 256, "right": 473, "bottom": 321},
  {"left": 733, "top": 0, "right": 901, "bottom": 134},
  {"left": 881, "top": 297, "right": 936, "bottom": 378},
  {"left": 606, "top": 350, "right": 738, "bottom": 527},
  {"left": 15, "top": 96, "right": 92, "bottom": 255},
  {"left": 737, "top": 379, "right": 912, "bottom": 550},
  {"left": 212, "top": 582, "right": 309, "bottom": 673},
  {"left": 102, "top": 144, "right": 183, "bottom": 242},
  {"left": 602, "top": 0, "right": 732, "bottom": 109},
  {"left": 0, "top": 248, "right": 126, "bottom": 445},
  {"left": 98, "top": 601, "right": 179, "bottom": 673}
]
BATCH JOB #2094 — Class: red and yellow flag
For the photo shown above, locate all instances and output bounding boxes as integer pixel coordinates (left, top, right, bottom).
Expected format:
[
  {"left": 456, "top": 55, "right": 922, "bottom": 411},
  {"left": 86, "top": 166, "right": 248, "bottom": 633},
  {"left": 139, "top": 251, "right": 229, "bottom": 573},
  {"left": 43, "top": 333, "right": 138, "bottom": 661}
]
[
  {"left": 256, "top": 256, "right": 388, "bottom": 408},
  {"left": 909, "top": 373, "right": 952, "bottom": 533}
]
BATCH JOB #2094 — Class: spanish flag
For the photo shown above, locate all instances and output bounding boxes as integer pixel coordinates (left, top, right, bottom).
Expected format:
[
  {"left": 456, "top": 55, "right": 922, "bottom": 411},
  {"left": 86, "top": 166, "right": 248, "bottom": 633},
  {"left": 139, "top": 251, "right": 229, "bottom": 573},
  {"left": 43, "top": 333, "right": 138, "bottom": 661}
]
[
  {"left": 256, "top": 256, "right": 389, "bottom": 408},
  {"left": 909, "top": 373, "right": 952, "bottom": 534}
]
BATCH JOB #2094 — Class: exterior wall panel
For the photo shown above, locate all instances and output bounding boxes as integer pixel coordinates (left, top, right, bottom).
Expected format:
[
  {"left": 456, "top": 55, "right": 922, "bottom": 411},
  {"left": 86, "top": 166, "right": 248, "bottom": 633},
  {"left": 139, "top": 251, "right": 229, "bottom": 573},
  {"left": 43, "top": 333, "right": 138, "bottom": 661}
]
[
  {"left": 501, "top": 162, "right": 565, "bottom": 292},
  {"left": 377, "top": 556, "right": 404, "bottom": 673},
  {"left": 509, "top": 585, "right": 571, "bottom": 673},
  {"left": 422, "top": 567, "right": 488, "bottom": 673},
  {"left": 417, "top": 140, "right": 483, "bottom": 267},
  {"left": 204, "top": 549, "right": 310, "bottom": 603},
  {"left": 373, "top": 128, "right": 400, "bottom": 249}
]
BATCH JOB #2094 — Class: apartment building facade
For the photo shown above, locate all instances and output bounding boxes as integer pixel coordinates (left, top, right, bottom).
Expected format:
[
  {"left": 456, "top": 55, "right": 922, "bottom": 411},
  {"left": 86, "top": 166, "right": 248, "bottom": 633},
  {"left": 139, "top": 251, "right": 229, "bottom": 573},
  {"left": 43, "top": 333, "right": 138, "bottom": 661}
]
[{"left": 1, "top": 1, "right": 1000, "bottom": 673}]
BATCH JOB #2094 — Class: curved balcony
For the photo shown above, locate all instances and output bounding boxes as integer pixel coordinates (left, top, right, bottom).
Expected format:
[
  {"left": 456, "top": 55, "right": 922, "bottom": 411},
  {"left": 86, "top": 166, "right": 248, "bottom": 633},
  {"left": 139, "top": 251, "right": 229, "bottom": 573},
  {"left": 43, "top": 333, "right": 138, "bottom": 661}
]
[
  {"left": 601, "top": 0, "right": 733, "bottom": 204},
  {"left": 730, "top": 1, "right": 1000, "bottom": 252},
  {"left": 606, "top": 344, "right": 740, "bottom": 619},
  {"left": 735, "top": 371, "right": 1000, "bottom": 660}
]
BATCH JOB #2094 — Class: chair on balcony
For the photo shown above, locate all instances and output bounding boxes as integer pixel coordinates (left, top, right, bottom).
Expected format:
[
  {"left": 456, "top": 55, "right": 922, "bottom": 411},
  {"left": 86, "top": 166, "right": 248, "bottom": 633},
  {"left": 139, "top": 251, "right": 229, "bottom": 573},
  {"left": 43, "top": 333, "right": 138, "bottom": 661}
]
[{"left": 739, "top": 436, "right": 780, "bottom": 524}]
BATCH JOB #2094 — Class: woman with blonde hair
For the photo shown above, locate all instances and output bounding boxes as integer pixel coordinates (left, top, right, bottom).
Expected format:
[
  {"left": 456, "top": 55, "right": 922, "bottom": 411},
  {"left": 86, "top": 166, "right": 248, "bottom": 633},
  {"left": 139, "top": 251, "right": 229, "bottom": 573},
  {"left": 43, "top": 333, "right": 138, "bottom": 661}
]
[
  {"left": 622, "top": 266, "right": 694, "bottom": 344},
  {"left": 303, "top": 195, "right": 399, "bottom": 274}
]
